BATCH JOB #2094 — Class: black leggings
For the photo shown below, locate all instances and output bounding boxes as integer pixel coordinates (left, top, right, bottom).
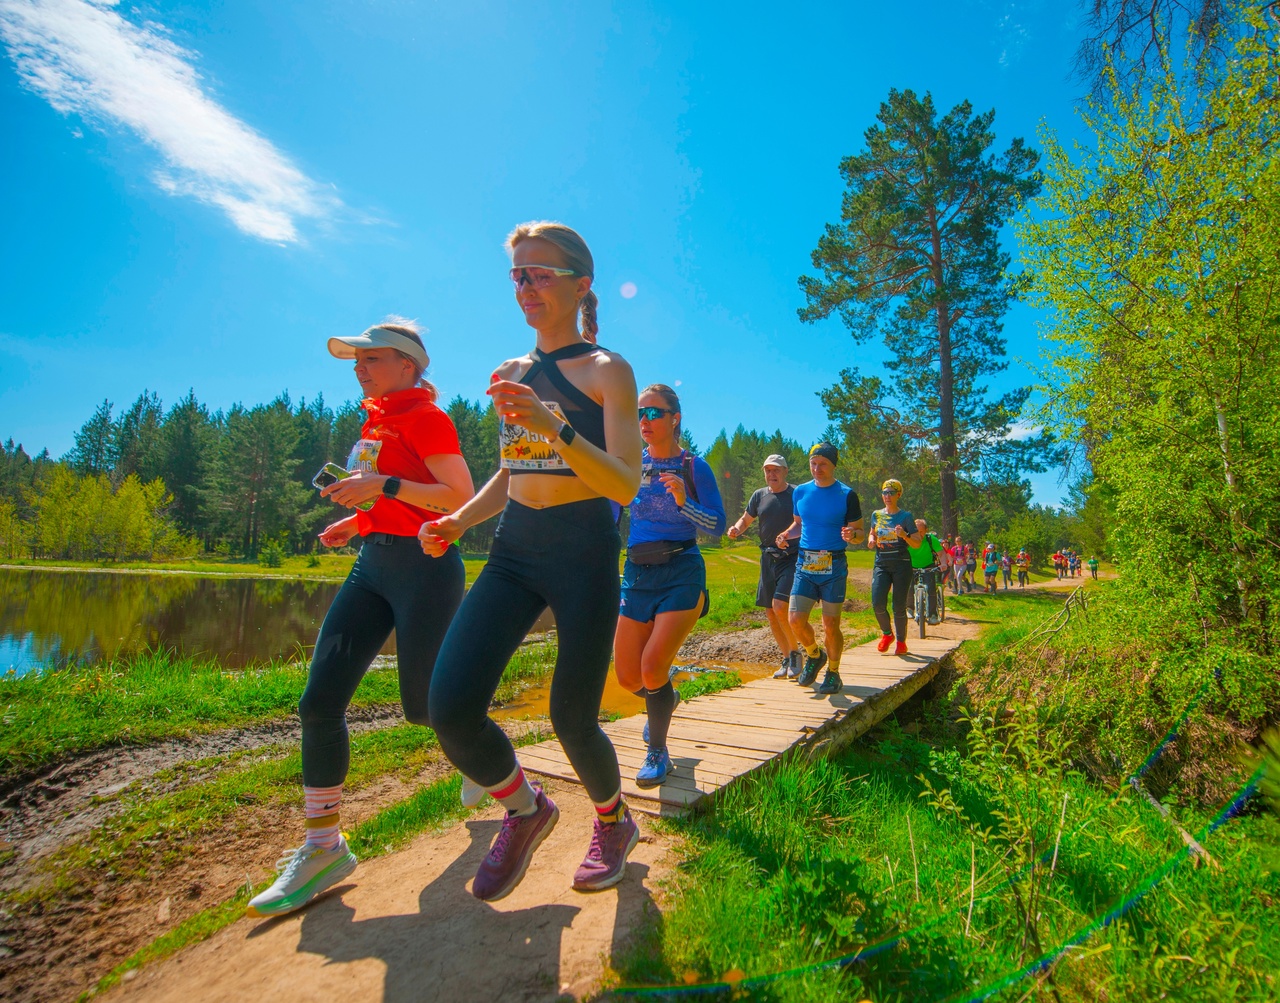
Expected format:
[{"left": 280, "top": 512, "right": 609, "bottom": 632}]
[
  {"left": 871, "top": 559, "right": 912, "bottom": 641},
  {"left": 429, "top": 498, "right": 622, "bottom": 804},
  {"left": 299, "top": 534, "right": 465, "bottom": 788}
]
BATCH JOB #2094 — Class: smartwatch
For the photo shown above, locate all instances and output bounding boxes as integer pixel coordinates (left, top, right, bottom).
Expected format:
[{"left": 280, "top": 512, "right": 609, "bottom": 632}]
[
  {"left": 556, "top": 423, "right": 577, "bottom": 447},
  {"left": 382, "top": 476, "right": 401, "bottom": 498}
]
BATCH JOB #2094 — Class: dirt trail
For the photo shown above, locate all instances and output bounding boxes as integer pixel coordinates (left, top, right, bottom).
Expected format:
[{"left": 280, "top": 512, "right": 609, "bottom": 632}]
[
  {"left": 0, "top": 718, "right": 547, "bottom": 1003},
  {"left": 109, "top": 780, "right": 671, "bottom": 1003}
]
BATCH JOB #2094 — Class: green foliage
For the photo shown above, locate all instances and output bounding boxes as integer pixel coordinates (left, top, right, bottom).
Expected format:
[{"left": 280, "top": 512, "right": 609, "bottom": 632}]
[
  {"left": 20, "top": 466, "right": 195, "bottom": 561},
  {"left": 257, "top": 538, "right": 286, "bottom": 568},
  {"left": 675, "top": 670, "right": 741, "bottom": 701},
  {"left": 1020, "top": 20, "right": 1280, "bottom": 647},
  {"left": 800, "top": 87, "right": 1048, "bottom": 535}
]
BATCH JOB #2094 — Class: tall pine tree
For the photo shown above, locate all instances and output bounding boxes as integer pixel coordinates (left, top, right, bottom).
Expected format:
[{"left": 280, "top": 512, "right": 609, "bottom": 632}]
[{"left": 799, "top": 89, "right": 1045, "bottom": 536}]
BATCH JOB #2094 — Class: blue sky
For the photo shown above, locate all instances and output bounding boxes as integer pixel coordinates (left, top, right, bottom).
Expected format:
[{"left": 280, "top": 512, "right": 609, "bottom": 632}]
[{"left": 0, "top": 0, "right": 1087, "bottom": 505}]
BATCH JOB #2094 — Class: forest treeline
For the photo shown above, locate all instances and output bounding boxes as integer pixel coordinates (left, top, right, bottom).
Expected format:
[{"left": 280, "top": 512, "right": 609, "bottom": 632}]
[{"left": 0, "top": 388, "right": 1087, "bottom": 562}]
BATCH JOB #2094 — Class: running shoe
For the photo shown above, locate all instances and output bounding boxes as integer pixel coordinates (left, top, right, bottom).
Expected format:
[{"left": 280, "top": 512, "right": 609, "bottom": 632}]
[
  {"left": 642, "top": 690, "right": 680, "bottom": 744},
  {"left": 246, "top": 836, "right": 358, "bottom": 918},
  {"left": 894, "top": 641, "right": 909, "bottom": 656},
  {"left": 927, "top": 614, "right": 940, "bottom": 625},
  {"left": 635, "top": 747, "right": 673, "bottom": 788},
  {"left": 876, "top": 633, "right": 894, "bottom": 652},
  {"left": 460, "top": 775, "right": 488, "bottom": 809},
  {"left": 472, "top": 788, "right": 559, "bottom": 902},
  {"left": 772, "top": 657, "right": 792, "bottom": 679},
  {"left": 572, "top": 807, "right": 640, "bottom": 891},
  {"left": 797, "top": 648, "right": 827, "bottom": 686},
  {"left": 815, "top": 670, "right": 843, "bottom": 695}
]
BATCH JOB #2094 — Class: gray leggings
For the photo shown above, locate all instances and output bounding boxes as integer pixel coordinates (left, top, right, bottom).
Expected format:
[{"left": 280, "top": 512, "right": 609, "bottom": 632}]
[
  {"left": 871, "top": 560, "right": 912, "bottom": 641},
  {"left": 299, "top": 534, "right": 465, "bottom": 788}
]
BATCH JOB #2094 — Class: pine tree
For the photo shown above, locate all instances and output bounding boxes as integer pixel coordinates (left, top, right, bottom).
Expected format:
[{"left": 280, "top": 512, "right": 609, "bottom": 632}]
[{"left": 799, "top": 89, "right": 1045, "bottom": 537}]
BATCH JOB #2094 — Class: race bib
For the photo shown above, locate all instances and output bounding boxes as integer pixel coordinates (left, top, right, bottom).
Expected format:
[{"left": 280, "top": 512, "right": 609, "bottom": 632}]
[
  {"left": 499, "top": 402, "right": 569, "bottom": 471},
  {"left": 346, "top": 438, "right": 382, "bottom": 474},
  {"left": 343, "top": 439, "right": 382, "bottom": 512},
  {"left": 800, "top": 550, "right": 833, "bottom": 574}
]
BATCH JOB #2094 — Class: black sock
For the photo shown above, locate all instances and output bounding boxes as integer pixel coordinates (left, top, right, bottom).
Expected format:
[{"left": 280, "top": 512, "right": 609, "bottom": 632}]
[{"left": 644, "top": 682, "right": 677, "bottom": 749}]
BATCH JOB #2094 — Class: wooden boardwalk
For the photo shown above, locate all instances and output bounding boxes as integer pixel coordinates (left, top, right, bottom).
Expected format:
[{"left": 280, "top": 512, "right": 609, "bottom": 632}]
[{"left": 521, "top": 631, "right": 965, "bottom": 816}]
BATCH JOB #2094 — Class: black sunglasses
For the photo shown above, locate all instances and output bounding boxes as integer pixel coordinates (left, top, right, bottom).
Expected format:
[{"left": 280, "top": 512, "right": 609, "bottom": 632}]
[{"left": 638, "top": 406, "right": 676, "bottom": 421}]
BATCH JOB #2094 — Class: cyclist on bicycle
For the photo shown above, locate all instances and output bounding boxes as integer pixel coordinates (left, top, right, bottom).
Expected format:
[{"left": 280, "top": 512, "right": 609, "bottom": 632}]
[{"left": 907, "top": 518, "right": 945, "bottom": 624}]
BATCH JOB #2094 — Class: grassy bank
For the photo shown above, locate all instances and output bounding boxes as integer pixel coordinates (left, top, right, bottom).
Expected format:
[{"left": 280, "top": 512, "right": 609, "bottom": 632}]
[
  {"left": 0, "top": 640, "right": 557, "bottom": 784},
  {"left": 611, "top": 584, "right": 1280, "bottom": 1001}
]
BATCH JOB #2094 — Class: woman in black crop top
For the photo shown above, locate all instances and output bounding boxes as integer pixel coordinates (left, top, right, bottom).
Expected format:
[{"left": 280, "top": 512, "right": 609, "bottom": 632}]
[{"left": 420, "top": 221, "right": 644, "bottom": 902}]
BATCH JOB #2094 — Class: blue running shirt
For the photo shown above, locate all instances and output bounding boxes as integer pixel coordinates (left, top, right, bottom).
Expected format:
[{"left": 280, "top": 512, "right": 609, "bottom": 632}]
[
  {"left": 792, "top": 480, "right": 862, "bottom": 552},
  {"left": 627, "top": 449, "right": 726, "bottom": 545}
]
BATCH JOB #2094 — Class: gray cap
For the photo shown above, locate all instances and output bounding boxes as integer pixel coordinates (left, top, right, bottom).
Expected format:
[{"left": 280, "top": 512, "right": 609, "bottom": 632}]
[
  {"left": 762, "top": 454, "right": 789, "bottom": 469},
  {"left": 328, "top": 325, "right": 429, "bottom": 371}
]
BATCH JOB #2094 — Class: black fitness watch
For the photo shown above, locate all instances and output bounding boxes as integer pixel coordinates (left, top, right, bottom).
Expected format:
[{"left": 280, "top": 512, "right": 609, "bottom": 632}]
[
  {"left": 556, "top": 423, "right": 577, "bottom": 447},
  {"left": 382, "top": 476, "right": 401, "bottom": 498}
]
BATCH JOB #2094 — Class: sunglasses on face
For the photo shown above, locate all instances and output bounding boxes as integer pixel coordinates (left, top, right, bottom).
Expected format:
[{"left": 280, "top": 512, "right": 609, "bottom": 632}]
[
  {"left": 510, "top": 265, "right": 578, "bottom": 290},
  {"left": 638, "top": 406, "right": 676, "bottom": 421},
  {"left": 881, "top": 489, "right": 899, "bottom": 495}
]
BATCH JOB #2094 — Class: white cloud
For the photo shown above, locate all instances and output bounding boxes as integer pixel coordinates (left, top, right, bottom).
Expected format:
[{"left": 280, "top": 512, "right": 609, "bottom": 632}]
[
  {"left": 0, "top": 0, "right": 340, "bottom": 242},
  {"left": 1005, "top": 420, "right": 1042, "bottom": 440}
]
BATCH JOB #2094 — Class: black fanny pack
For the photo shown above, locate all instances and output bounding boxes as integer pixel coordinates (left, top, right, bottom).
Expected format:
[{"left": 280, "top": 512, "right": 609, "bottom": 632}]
[{"left": 627, "top": 540, "right": 695, "bottom": 566}]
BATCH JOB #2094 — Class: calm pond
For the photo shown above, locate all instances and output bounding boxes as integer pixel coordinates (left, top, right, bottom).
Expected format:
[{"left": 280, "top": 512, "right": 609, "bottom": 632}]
[{"left": 0, "top": 568, "right": 552, "bottom": 675}]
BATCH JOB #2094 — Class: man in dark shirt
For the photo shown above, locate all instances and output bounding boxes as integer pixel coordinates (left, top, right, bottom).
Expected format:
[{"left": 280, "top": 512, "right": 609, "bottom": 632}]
[{"left": 727, "top": 454, "right": 800, "bottom": 678}]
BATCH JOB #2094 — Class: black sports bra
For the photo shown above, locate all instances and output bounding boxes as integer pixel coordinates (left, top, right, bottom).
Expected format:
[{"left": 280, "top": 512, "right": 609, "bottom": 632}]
[{"left": 499, "top": 342, "right": 609, "bottom": 476}]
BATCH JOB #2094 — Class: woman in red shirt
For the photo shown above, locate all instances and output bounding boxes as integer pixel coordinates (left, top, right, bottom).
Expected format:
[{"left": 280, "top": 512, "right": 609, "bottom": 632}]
[{"left": 248, "top": 319, "right": 474, "bottom": 919}]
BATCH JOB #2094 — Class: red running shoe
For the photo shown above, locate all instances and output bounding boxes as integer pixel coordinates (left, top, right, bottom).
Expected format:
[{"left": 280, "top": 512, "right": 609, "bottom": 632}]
[
  {"left": 895, "top": 641, "right": 909, "bottom": 656},
  {"left": 876, "top": 633, "right": 894, "bottom": 652},
  {"left": 471, "top": 788, "right": 559, "bottom": 901}
]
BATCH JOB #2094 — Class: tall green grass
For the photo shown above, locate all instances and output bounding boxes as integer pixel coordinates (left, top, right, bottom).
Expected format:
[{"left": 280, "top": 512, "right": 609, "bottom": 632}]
[
  {"left": 0, "top": 640, "right": 559, "bottom": 783},
  {"left": 610, "top": 586, "right": 1280, "bottom": 1001},
  {"left": 612, "top": 739, "right": 1277, "bottom": 1001}
]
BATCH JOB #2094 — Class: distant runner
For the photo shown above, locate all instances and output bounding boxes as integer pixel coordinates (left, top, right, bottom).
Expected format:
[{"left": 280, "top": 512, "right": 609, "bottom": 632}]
[
  {"left": 1015, "top": 548, "right": 1031, "bottom": 588},
  {"left": 727, "top": 454, "right": 800, "bottom": 679},
  {"left": 867, "top": 478, "right": 921, "bottom": 654},
  {"left": 1088, "top": 554, "right": 1099, "bottom": 580},
  {"left": 983, "top": 549, "right": 999, "bottom": 593},
  {"left": 777, "top": 442, "right": 863, "bottom": 695},
  {"left": 1000, "top": 550, "right": 1012, "bottom": 590},
  {"left": 614, "top": 384, "right": 725, "bottom": 789}
]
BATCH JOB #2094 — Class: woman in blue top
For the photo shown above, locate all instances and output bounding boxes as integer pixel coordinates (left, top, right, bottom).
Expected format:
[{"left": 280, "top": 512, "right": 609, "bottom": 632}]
[
  {"left": 867, "top": 478, "right": 921, "bottom": 655},
  {"left": 614, "top": 384, "right": 725, "bottom": 788}
]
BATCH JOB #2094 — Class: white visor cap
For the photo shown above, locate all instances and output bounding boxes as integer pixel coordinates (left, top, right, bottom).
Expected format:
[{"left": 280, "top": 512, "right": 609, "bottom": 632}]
[
  {"left": 763, "top": 454, "right": 789, "bottom": 469},
  {"left": 328, "top": 325, "right": 429, "bottom": 371}
]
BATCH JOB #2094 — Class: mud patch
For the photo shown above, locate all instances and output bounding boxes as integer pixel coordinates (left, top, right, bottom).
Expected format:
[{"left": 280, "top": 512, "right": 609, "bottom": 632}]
[
  {"left": 0, "top": 704, "right": 409, "bottom": 867},
  {"left": 677, "top": 625, "right": 784, "bottom": 664}
]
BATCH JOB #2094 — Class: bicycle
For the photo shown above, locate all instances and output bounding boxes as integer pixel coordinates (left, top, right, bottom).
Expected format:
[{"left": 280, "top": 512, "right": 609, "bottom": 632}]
[{"left": 911, "top": 568, "right": 945, "bottom": 638}]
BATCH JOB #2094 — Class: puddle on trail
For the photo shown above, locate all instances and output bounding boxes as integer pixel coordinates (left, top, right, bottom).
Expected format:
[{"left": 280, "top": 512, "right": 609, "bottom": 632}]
[{"left": 492, "top": 659, "right": 777, "bottom": 724}]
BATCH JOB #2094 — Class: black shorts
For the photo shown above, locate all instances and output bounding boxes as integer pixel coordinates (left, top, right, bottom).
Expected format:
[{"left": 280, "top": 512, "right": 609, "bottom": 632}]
[{"left": 756, "top": 549, "right": 798, "bottom": 607}]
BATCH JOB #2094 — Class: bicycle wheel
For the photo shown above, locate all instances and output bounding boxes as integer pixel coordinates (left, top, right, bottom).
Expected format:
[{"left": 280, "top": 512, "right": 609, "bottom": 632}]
[
  {"left": 916, "top": 586, "right": 927, "bottom": 638},
  {"left": 938, "top": 585, "right": 946, "bottom": 623}
]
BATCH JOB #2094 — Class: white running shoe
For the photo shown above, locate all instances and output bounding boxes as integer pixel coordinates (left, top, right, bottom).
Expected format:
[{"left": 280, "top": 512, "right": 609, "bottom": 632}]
[
  {"left": 460, "top": 775, "right": 489, "bottom": 809},
  {"left": 246, "top": 836, "right": 357, "bottom": 918}
]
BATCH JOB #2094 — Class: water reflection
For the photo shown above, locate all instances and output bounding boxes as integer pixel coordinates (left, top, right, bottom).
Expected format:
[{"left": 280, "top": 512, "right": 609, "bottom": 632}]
[
  {"left": 1, "top": 569, "right": 358, "bottom": 674},
  {"left": 0, "top": 569, "right": 557, "bottom": 675}
]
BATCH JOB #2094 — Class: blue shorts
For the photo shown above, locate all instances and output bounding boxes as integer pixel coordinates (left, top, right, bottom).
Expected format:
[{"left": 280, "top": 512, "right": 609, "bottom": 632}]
[
  {"left": 790, "top": 550, "right": 848, "bottom": 605},
  {"left": 620, "top": 549, "right": 708, "bottom": 623}
]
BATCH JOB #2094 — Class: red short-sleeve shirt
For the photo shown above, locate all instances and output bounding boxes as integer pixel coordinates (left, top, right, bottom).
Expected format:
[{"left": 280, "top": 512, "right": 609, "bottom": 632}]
[{"left": 343, "top": 388, "right": 462, "bottom": 538}]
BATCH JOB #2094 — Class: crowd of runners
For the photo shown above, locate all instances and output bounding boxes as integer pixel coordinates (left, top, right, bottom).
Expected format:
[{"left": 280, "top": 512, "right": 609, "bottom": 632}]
[{"left": 240, "top": 219, "right": 1101, "bottom": 924}]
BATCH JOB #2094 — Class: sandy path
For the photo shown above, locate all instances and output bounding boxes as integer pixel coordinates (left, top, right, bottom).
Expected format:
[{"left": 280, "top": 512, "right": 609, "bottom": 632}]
[{"left": 110, "top": 779, "right": 671, "bottom": 1003}]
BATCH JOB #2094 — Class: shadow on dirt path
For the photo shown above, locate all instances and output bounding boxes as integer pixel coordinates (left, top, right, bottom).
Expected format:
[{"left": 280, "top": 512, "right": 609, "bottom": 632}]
[{"left": 114, "top": 781, "right": 669, "bottom": 1003}]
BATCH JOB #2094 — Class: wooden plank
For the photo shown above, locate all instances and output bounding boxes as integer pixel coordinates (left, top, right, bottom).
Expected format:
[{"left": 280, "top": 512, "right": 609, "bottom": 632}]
[
  {"left": 608, "top": 732, "right": 774, "bottom": 769},
  {"left": 670, "top": 705, "right": 821, "bottom": 730}
]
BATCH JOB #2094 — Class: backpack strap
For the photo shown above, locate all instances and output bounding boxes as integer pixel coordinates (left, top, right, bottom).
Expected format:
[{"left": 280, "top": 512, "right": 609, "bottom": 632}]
[{"left": 681, "top": 451, "right": 700, "bottom": 505}]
